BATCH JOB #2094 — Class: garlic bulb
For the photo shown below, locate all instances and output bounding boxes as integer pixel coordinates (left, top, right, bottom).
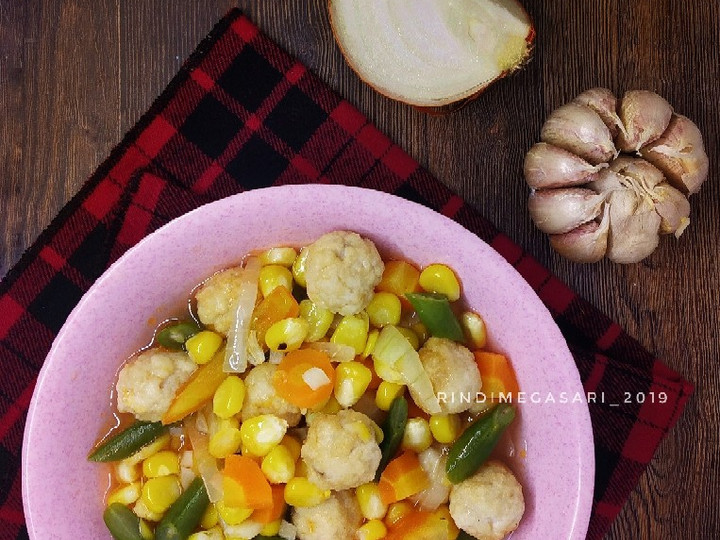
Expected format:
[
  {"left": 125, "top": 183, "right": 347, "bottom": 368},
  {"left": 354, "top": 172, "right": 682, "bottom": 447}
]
[{"left": 525, "top": 88, "right": 708, "bottom": 264}]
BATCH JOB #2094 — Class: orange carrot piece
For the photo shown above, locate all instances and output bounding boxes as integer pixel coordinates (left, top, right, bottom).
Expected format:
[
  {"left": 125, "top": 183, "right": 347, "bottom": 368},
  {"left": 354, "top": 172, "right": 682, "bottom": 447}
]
[
  {"left": 251, "top": 484, "right": 286, "bottom": 524},
  {"left": 474, "top": 351, "right": 520, "bottom": 400},
  {"left": 252, "top": 285, "right": 300, "bottom": 347},
  {"left": 378, "top": 451, "right": 430, "bottom": 506},
  {"left": 385, "top": 510, "right": 451, "bottom": 540},
  {"left": 272, "top": 348, "right": 335, "bottom": 409},
  {"left": 377, "top": 260, "right": 422, "bottom": 309},
  {"left": 223, "top": 454, "right": 273, "bottom": 509},
  {"left": 161, "top": 350, "right": 226, "bottom": 425}
]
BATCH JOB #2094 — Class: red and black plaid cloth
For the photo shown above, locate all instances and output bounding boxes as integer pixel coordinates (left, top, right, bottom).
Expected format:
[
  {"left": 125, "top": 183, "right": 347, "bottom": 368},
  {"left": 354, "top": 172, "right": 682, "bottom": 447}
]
[{"left": 0, "top": 9, "right": 692, "bottom": 540}]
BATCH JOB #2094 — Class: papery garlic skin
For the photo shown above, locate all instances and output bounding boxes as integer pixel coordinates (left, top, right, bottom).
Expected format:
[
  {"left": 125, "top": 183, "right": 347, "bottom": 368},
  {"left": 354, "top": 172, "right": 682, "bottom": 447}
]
[
  {"left": 528, "top": 188, "right": 606, "bottom": 234},
  {"left": 524, "top": 142, "right": 608, "bottom": 189},
  {"left": 605, "top": 188, "right": 661, "bottom": 264},
  {"left": 574, "top": 87, "right": 624, "bottom": 138},
  {"left": 615, "top": 90, "right": 673, "bottom": 152}
]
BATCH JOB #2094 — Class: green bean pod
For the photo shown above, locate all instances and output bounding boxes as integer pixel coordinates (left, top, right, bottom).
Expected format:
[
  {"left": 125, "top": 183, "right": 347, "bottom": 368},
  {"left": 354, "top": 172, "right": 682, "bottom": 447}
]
[
  {"left": 405, "top": 292, "right": 465, "bottom": 342},
  {"left": 156, "top": 320, "right": 201, "bottom": 350},
  {"left": 103, "top": 503, "right": 146, "bottom": 540},
  {"left": 375, "top": 395, "right": 408, "bottom": 480},
  {"left": 88, "top": 420, "right": 167, "bottom": 462},
  {"left": 445, "top": 403, "right": 516, "bottom": 484},
  {"left": 155, "top": 477, "right": 210, "bottom": 540}
]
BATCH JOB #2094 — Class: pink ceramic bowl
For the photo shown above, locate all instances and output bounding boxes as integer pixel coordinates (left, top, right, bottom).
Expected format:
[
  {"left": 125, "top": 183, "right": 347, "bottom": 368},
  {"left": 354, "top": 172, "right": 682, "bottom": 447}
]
[{"left": 22, "top": 184, "right": 593, "bottom": 539}]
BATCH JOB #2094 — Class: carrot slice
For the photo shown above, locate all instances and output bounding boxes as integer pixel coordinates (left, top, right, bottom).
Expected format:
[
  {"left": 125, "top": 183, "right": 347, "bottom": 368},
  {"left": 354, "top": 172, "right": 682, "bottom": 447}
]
[
  {"left": 378, "top": 451, "right": 430, "bottom": 506},
  {"left": 223, "top": 454, "right": 273, "bottom": 509},
  {"left": 377, "top": 260, "right": 422, "bottom": 309},
  {"left": 252, "top": 285, "right": 300, "bottom": 347},
  {"left": 272, "top": 348, "right": 335, "bottom": 409},
  {"left": 474, "top": 351, "right": 520, "bottom": 400},
  {"left": 251, "top": 484, "right": 286, "bottom": 524}
]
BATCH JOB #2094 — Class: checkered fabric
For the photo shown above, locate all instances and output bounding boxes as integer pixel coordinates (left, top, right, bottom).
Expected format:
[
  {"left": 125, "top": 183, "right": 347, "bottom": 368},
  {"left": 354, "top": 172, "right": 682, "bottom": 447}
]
[{"left": 0, "top": 9, "right": 692, "bottom": 540}]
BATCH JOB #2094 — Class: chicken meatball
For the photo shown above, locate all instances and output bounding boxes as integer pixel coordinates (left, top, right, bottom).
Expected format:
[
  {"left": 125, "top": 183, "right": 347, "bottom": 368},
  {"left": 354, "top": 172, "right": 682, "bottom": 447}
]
[
  {"left": 301, "top": 410, "right": 382, "bottom": 490},
  {"left": 241, "top": 363, "right": 302, "bottom": 426},
  {"left": 304, "top": 231, "right": 384, "bottom": 316},
  {"left": 195, "top": 266, "right": 245, "bottom": 336},
  {"left": 411, "top": 337, "right": 481, "bottom": 414},
  {"left": 449, "top": 460, "right": 525, "bottom": 540},
  {"left": 292, "top": 490, "right": 362, "bottom": 540},
  {"left": 116, "top": 348, "right": 197, "bottom": 422}
]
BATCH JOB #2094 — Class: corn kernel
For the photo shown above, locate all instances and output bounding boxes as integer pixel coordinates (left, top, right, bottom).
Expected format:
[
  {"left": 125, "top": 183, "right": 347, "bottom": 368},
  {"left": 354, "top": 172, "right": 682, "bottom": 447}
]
[
  {"left": 284, "top": 477, "right": 330, "bottom": 507},
  {"left": 355, "top": 483, "right": 388, "bottom": 520},
  {"left": 418, "top": 264, "right": 461, "bottom": 301},
  {"left": 186, "top": 330, "right": 223, "bottom": 365},
  {"left": 208, "top": 425, "right": 243, "bottom": 459},
  {"left": 265, "top": 317, "right": 309, "bottom": 352},
  {"left": 240, "top": 414, "right": 288, "bottom": 457},
  {"left": 347, "top": 420, "right": 373, "bottom": 443},
  {"left": 434, "top": 505, "right": 460, "bottom": 539},
  {"left": 299, "top": 299, "right": 334, "bottom": 342},
  {"left": 429, "top": 414, "right": 461, "bottom": 444},
  {"left": 142, "top": 450, "right": 180, "bottom": 478},
  {"left": 200, "top": 502, "right": 219, "bottom": 529},
  {"left": 115, "top": 459, "right": 141, "bottom": 484},
  {"left": 188, "top": 527, "right": 224, "bottom": 540},
  {"left": 259, "top": 246, "right": 298, "bottom": 267},
  {"left": 139, "top": 519, "right": 153, "bottom": 540},
  {"left": 216, "top": 499, "right": 253, "bottom": 525},
  {"left": 461, "top": 311, "right": 487, "bottom": 349},
  {"left": 334, "top": 361, "right": 373, "bottom": 408},
  {"left": 280, "top": 434, "right": 302, "bottom": 462},
  {"left": 402, "top": 417, "right": 433, "bottom": 453},
  {"left": 357, "top": 519, "right": 388, "bottom": 540},
  {"left": 375, "top": 381, "right": 405, "bottom": 411},
  {"left": 260, "top": 519, "right": 282, "bottom": 536},
  {"left": 362, "top": 329, "right": 379, "bottom": 359},
  {"left": 292, "top": 247, "right": 309, "bottom": 288},
  {"left": 107, "top": 482, "right": 141, "bottom": 506},
  {"left": 259, "top": 265, "right": 294, "bottom": 298},
  {"left": 261, "top": 444, "right": 296, "bottom": 484},
  {"left": 331, "top": 312, "right": 369, "bottom": 355},
  {"left": 134, "top": 498, "right": 163, "bottom": 522},
  {"left": 385, "top": 501, "right": 413, "bottom": 528},
  {"left": 395, "top": 326, "right": 420, "bottom": 350},
  {"left": 411, "top": 322, "right": 429, "bottom": 346},
  {"left": 126, "top": 433, "right": 171, "bottom": 464},
  {"left": 366, "top": 292, "right": 402, "bottom": 328},
  {"left": 213, "top": 375, "right": 246, "bottom": 419},
  {"left": 141, "top": 475, "right": 182, "bottom": 514}
]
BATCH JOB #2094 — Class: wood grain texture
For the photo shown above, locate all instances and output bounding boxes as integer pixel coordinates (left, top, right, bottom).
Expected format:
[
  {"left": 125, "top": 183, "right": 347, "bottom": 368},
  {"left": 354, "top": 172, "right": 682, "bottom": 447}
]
[{"left": 1, "top": 1, "right": 719, "bottom": 538}]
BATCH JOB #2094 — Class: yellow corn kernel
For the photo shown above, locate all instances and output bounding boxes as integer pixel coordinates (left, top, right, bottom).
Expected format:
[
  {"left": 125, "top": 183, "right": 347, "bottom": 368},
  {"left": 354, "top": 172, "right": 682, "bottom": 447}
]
[
  {"left": 362, "top": 329, "right": 379, "bottom": 359},
  {"left": 401, "top": 417, "right": 433, "bottom": 453},
  {"left": 261, "top": 444, "right": 296, "bottom": 484},
  {"left": 280, "top": 434, "right": 302, "bottom": 462},
  {"left": 434, "top": 505, "right": 460, "bottom": 539},
  {"left": 142, "top": 450, "right": 180, "bottom": 478},
  {"left": 375, "top": 381, "right": 405, "bottom": 411},
  {"left": 395, "top": 326, "right": 420, "bottom": 350},
  {"left": 334, "top": 361, "right": 373, "bottom": 408},
  {"left": 259, "top": 264, "right": 294, "bottom": 298},
  {"left": 115, "top": 459, "right": 141, "bottom": 484},
  {"left": 265, "top": 317, "right": 309, "bottom": 352},
  {"left": 366, "top": 292, "right": 402, "bottom": 328},
  {"left": 213, "top": 375, "right": 246, "bottom": 419},
  {"left": 292, "top": 247, "right": 309, "bottom": 288},
  {"left": 461, "top": 311, "right": 487, "bottom": 349},
  {"left": 316, "top": 394, "right": 342, "bottom": 415},
  {"left": 141, "top": 475, "right": 182, "bottom": 514},
  {"left": 107, "top": 482, "right": 141, "bottom": 506},
  {"left": 373, "top": 421, "right": 384, "bottom": 444},
  {"left": 240, "top": 414, "right": 288, "bottom": 457},
  {"left": 127, "top": 433, "right": 171, "bottom": 464},
  {"left": 133, "top": 498, "right": 162, "bottom": 522},
  {"left": 200, "top": 502, "right": 219, "bottom": 529},
  {"left": 284, "top": 477, "right": 330, "bottom": 507},
  {"left": 355, "top": 482, "right": 388, "bottom": 520},
  {"left": 429, "top": 414, "right": 461, "bottom": 444},
  {"left": 208, "top": 424, "right": 243, "bottom": 459},
  {"left": 186, "top": 330, "right": 223, "bottom": 365},
  {"left": 347, "top": 420, "right": 373, "bottom": 443},
  {"left": 216, "top": 499, "right": 253, "bottom": 525},
  {"left": 418, "top": 264, "right": 461, "bottom": 301},
  {"left": 410, "top": 322, "right": 429, "bottom": 347},
  {"left": 259, "top": 246, "right": 298, "bottom": 267},
  {"left": 357, "top": 519, "right": 388, "bottom": 540},
  {"left": 298, "top": 299, "right": 334, "bottom": 342},
  {"left": 385, "top": 501, "right": 413, "bottom": 528},
  {"left": 331, "top": 312, "right": 369, "bottom": 355},
  {"left": 139, "top": 519, "right": 153, "bottom": 540},
  {"left": 188, "top": 527, "right": 224, "bottom": 540},
  {"left": 261, "top": 519, "right": 283, "bottom": 536}
]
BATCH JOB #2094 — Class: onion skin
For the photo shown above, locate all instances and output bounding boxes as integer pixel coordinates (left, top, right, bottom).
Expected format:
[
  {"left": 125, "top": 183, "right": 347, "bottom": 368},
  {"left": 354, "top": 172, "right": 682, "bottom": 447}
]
[
  {"left": 528, "top": 188, "right": 606, "bottom": 234},
  {"left": 524, "top": 142, "right": 607, "bottom": 189},
  {"left": 615, "top": 90, "right": 673, "bottom": 152}
]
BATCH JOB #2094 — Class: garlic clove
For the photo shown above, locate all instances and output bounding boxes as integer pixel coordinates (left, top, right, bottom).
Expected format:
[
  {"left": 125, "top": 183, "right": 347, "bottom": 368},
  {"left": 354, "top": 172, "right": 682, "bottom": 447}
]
[
  {"left": 528, "top": 187, "right": 606, "bottom": 234},
  {"left": 606, "top": 189, "right": 661, "bottom": 264},
  {"left": 609, "top": 156, "right": 665, "bottom": 191},
  {"left": 523, "top": 142, "right": 608, "bottom": 189},
  {"left": 588, "top": 167, "right": 625, "bottom": 194},
  {"left": 549, "top": 204, "right": 610, "bottom": 263},
  {"left": 540, "top": 102, "right": 617, "bottom": 165},
  {"left": 640, "top": 114, "right": 709, "bottom": 195},
  {"left": 653, "top": 183, "right": 691, "bottom": 237},
  {"left": 615, "top": 90, "right": 673, "bottom": 152},
  {"left": 574, "top": 87, "right": 624, "bottom": 138}
]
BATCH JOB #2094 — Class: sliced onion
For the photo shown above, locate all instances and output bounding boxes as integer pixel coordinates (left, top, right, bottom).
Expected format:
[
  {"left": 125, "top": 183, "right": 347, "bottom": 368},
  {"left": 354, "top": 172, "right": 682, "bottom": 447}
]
[
  {"left": 410, "top": 447, "right": 450, "bottom": 510},
  {"left": 223, "top": 256, "right": 261, "bottom": 373},
  {"left": 329, "top": 0, "right": 534, "bottom": 108},
  {"left": 302, "top": 367, "right": 332, "bottom": 391},
  {"left": 306, "top": 341, "right": 356, "bottom": 362},
  {"left": 184, "top": 418, "right": 223, "bottom": 503}
]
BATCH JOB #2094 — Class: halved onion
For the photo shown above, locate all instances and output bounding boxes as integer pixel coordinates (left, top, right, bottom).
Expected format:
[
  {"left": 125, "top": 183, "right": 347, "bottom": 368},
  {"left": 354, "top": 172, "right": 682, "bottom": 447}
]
[{"left": 329, "top": 0, "right": 534, "bottom": 110}]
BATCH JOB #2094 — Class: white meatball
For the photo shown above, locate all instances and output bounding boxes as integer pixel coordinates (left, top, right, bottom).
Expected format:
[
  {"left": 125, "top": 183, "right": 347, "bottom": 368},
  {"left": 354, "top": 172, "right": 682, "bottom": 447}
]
[
  {"left": 449, "top": 460, "right": 525, "bottom": 540},
  {"left": 411, "top": 337, "right": 481, "bottom": 414},
  {"left": 292, "top": 490, "right": 362, "bottom": 540},
  {"left": 195, "top": 266, "right": 244, "bottom": 336},
  {"left": 301, "top": 410, "right": 381, "bottom": 490},
  {"left": 241, "top": 363, "right": 302, "bottom": 427},
  {"left": 116, "top": 348, "right": 197, "bottom": 422},
  {"left": 304, "top": 231, "right": 384, "bottom": 315}
]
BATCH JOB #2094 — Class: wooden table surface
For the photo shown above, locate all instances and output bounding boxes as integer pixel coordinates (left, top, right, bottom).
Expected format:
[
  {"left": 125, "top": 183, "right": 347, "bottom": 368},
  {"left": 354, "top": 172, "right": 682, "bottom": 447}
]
[{"left": 1, "top": 1, "right": 718, "bottom": 538}]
